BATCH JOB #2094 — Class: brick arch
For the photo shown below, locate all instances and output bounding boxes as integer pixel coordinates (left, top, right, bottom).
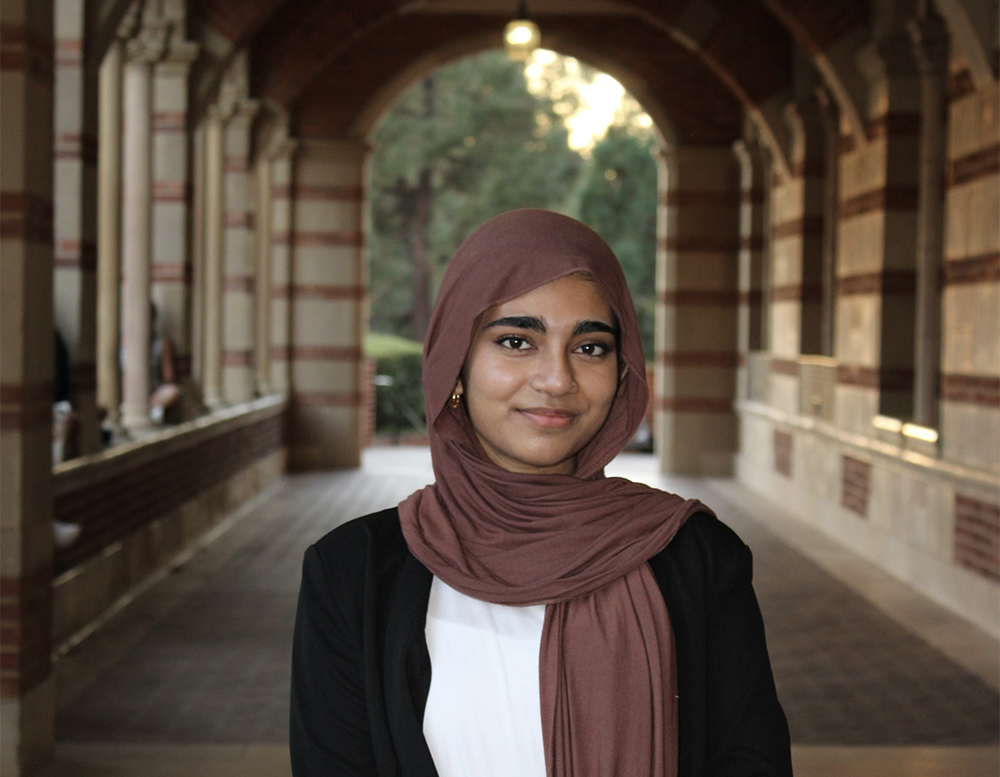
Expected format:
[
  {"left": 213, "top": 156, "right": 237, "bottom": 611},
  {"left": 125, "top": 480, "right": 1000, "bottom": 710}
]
[{"left": 183, "top": 0, "right": 810, "bottom": 169}]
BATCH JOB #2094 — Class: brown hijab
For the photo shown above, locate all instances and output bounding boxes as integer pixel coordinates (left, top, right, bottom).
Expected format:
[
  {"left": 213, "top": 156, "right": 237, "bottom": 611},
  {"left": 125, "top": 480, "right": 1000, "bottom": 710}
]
[{"left": 399, "top": 209, "right": 712, "bottom": 777}]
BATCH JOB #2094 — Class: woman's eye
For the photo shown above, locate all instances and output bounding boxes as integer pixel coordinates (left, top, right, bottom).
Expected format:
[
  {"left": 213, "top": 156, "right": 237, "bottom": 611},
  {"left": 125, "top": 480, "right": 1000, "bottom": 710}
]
[
  {"left": 496, "top": 335, "right": 531, "bottom": 350},
  {"left": 576, "top": 342, "right": 611, "bottom": 357}
]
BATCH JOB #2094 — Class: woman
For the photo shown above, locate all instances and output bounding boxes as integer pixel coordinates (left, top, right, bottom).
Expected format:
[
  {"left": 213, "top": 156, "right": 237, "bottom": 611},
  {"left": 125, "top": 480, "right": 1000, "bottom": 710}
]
[{"left": 290, "top": 209, "right": 792, "bottom": 777}]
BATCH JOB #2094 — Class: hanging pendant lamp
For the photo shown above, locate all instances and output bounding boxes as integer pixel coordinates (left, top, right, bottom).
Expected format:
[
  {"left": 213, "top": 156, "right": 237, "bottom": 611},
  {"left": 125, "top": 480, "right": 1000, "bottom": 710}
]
[{"left": 504, "top": 1, "right": 540, "bottom": 61}]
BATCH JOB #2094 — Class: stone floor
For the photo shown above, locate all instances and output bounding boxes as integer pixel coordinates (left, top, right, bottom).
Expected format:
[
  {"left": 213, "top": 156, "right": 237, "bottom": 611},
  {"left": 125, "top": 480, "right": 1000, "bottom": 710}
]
[{"left": 46, "top": 448, "right": 1000, "bottom": 776}]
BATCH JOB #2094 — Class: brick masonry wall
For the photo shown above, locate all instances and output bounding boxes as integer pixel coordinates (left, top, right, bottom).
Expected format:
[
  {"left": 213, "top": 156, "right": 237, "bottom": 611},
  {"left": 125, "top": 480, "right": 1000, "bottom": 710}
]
[
  {"left": 774, "top": 429, "right": 793, "bottom": 477},
  {"left": 841, "top": 455, "right": 871, "bottom": 517},
  {"left": 954, "top": 494, "right": 1000, "bottom": 582},
  {"left": 53, "top": 404, "right": 284, "bottom": 576}
]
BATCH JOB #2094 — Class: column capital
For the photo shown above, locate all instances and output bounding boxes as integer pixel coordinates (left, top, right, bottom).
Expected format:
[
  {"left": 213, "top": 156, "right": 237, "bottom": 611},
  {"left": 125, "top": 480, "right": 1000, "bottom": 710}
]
[
  {"left": 228, "top": 98, "right": 261, "bottom": 127},
  {"left": 908, "top": 12, "right": 950, "bottom": 77},
  {"left": 157, "top": 39, "right": 199, "bottom": 73},
  {"left": 124, "top": 21, "right": 170, "bottom": 65},
  {"left": 267, "top": 136, "right": 299, "bottom": 161}
]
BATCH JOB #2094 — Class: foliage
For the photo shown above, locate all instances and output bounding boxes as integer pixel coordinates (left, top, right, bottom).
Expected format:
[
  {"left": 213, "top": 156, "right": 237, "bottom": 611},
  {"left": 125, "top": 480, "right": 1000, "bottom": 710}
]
[
  {"left": 373, "top": 354, "right": 426, "bottom": 436},
  {"left": 364, "top": 331, "right": 423, "bottom": 359},
  {"left": 369, "top": 51, "right": 582, "bottom": 342},
  {"left": 577, "top": 125, "right": 658, "bottom": 361}
]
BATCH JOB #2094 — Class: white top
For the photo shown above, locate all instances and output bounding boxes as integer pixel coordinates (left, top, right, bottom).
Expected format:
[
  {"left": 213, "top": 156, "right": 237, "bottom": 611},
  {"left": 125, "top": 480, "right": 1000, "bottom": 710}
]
[{"left": 423, "top": 576, "right": 548, "bottom": 777}]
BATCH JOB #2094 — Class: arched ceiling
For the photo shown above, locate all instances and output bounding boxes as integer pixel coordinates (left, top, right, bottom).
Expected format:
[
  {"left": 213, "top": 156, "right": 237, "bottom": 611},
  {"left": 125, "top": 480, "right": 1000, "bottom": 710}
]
[{"left": 184, "top": 0, "right": 874, "bottom": 148}]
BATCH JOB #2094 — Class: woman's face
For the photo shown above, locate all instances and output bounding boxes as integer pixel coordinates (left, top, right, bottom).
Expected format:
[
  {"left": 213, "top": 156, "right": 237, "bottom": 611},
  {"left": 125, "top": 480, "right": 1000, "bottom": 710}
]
[{"left": 457, "top": 274, "right": 620, "bottom": 476}]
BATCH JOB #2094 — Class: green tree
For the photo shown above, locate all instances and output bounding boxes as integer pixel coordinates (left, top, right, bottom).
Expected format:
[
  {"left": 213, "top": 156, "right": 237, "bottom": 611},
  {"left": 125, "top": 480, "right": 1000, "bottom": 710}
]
[
  {"left": 577, "top": 126, "right": 658, "bottom": 361},
  {"left": 369, "top": 51, "right": 582, "bottom": 342}
]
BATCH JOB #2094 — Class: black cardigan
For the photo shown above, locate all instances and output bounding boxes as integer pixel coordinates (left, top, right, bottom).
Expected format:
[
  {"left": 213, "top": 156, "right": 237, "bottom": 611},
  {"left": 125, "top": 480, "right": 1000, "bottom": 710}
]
[{"left": 290, "top": 508, "right": 793, "bottom": 777}]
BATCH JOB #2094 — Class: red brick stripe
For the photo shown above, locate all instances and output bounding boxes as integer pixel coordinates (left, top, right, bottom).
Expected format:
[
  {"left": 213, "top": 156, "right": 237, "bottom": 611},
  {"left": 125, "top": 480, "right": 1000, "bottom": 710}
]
[
  {"left": 837, "top": 270, "right": 916, "bottom": 296},
  {"left": 54, "top": 38, "right": 82, "bottom": 67},
  {"left": 944, "top": 254, "right": 1000, "bottom": 285},
  {"left": 739, "top": 290, "right": 763, "bottom": 306},
  {"left": 656, "top": 397, "right": 733, "bottom": 413},
  {"left": 771, "top": 358, "right": 798, "bottom": 376},
  {"left": 0, "top": 23, "right": 54, "bottom": 83},
  {"left": 223, "top": 350, "right": 253, "bottom": 367},
  {"left": 867, "top": 112, "right": 921, "bottom": 140},
  {"left": 0, "top": 191, "right": 53, "bottom": 244},
  {"left": 658, "top": 351, "right": 739, "bottom": 368},
  {"left": 273, "top": 184, "right": 364, "bottom": 201},
  {"left": 840, "top": 186, "right": 919, "bottom": 219},
  {"left": 152, "top": 262, "right": 189, "bottom": 283},
  {"left": 741, "top": 188, "right": 764, "bottom": 205},
  {"left": 660, "top": 236, "right": 741, "bottom": 252},
  {"left": 272, "top": 284, "right": 365, "bottom": 300},
  {"left": 740, "top": 234, "right": 764, "bottom": 251},
  {"left": 771, "top": 283, "right": 823, "bottom": 302},
  {"left": 224, "top": 276, "right": 254, "bottom": 294},
  {"left": 153, "top": 112, "right": 186, "bottom": 132},
  {"left": 658, "top": 290, "right": 739, "bottom": 306},
  {"left": 274, "top": 230, "right": 363, "bottom": 248},
  {"left": 54, "top": 239, "right": 97, "bottom": 271},
  {"left": 224, "top": 210, "right": 253, "bottom": 229},
  {"left": 0, "top": 567, "right": 53, "bottom": 697},
  {"left": 791, "top": 158, "right": 826, "bottom": 178},
  {"left": 773, "top": 215, "right": 824, "bottom": 240},
  {"left": 153, "top": 181, "right": 188, "bottom": 203},
  {"left": 662, "top": 190, "right": 742, "bottom": 208},
  {"left": 293, "top": 391, "right": 363, "bottom": 407},
  {"left": 837, "top": 365, "right": 913, "bottom": 391},
  {"left": 224, "top": 157, "right": 248, "bottom": 173},
  {"left": 940, "top": 374, "right": 1000, "bottom": 407},
  {"left": 954, "top": 494, "right": 999, "bottom": 581},
  {"left": 289, "top": 346, "right": 363, "bottom": 361},
  {"left": 0, "top": 381, "right": 54, "bottom": 432},
  {"left": 948, "top": 144, "right": 999, "bottom": 187}
]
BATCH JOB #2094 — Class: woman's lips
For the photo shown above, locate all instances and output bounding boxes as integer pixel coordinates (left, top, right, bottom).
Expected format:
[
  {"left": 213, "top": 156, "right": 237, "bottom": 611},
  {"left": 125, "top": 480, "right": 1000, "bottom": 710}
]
[{"left": 518, "top": 407, "right": 576, "bottom": 429}]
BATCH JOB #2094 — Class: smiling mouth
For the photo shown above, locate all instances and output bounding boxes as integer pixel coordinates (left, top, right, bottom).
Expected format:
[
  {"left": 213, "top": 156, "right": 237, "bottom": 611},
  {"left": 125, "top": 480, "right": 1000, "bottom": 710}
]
[{"left": 518, "top": 407, "right": 577, "bottom": 429}]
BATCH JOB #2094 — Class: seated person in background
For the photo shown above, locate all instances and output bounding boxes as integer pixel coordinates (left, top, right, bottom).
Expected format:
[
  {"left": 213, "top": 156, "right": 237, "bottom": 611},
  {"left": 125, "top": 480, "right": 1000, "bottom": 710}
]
[{"left": 149, "top": 303, "right": 183, "bottom": 423}]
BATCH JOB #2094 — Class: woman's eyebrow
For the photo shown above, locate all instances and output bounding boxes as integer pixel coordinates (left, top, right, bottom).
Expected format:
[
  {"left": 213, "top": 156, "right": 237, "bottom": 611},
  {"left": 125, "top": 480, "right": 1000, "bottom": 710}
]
[
  {"left": 573, "top": 320, "right": 617, "bottom": 337},
  {"left": 484, "top": 315, "right": 545, "bottom": 332}
]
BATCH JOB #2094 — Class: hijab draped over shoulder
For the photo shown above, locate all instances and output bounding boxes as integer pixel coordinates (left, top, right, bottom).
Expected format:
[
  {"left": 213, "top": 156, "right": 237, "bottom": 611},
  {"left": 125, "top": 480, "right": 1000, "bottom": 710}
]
[{"left": 399, "top": 209, "right": 712, "bottom": 777}]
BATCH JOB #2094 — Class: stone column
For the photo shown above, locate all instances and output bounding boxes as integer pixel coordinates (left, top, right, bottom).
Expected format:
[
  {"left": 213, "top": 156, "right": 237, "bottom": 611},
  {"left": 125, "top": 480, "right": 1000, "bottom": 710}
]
[
  {"left": 221, "top": 100, "right": 260, "bottom": 404},
  {"left": 834, "top": 35, "right": 920, "bottom": 432},
  {"left": 119, "top": 29, "right": 165, "bottom": 431},
  {"left": 766, "top": 99, "right": 828, "bottom": 414},
  {"left": 97, "top": 40, "right": 123, "bottom": 429},
  {"left": 201, "top": 107, "right": 225, "bottom": 409},
  {"left": 288, "top": 139, "right": 368, "bottom": 469},
  {"left": 733, "top": 139, "right": 767, "bottom": 400},
  {"left": 0, "top": 2, "right": 56, "bottom": 773},
  {"left": 150, "top": 41, "right": 198, "bottom": 397},
  {"left": 269, "top": 141, "right": 297, "bottom": 395},
  {"left": 909, "top": 10, "right": 949, "bottom": 428},
  {"left": 53, "top": 0, "right": 100, "bottom": 454},
  {"left": 654, "top": 145, "right": 741, "bottom": 475},
  {"left": 255, "top": 151, "right": 273, "bottom": 395}
]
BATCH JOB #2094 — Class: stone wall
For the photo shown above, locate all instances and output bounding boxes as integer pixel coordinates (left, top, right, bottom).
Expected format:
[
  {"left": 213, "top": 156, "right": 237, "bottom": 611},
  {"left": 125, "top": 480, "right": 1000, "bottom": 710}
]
[{"left": 50, "top": 396, "right": 286, "bottom": 648}]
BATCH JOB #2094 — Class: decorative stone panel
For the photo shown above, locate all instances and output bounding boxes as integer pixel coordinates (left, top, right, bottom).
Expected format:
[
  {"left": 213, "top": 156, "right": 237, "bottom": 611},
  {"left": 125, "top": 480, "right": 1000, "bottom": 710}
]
[
  {"left": 774, "top": 429, "right": 793, "bottom": 477},
  {"left": 954, "top": 494, "right": 1000, "bottom": 582},
  {"left": 841, "top": 455, "right": 871, "bottom": 517}
]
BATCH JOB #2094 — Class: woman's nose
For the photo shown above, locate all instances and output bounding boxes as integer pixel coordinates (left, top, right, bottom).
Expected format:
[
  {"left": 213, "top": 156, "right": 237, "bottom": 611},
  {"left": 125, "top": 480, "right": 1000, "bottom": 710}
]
[{"left": 530, "top": 350, "right": 577, "bottom": 395}]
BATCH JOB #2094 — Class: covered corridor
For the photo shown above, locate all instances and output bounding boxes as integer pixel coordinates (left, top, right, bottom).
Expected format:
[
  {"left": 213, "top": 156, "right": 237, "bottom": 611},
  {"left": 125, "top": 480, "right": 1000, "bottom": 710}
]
[
  {"left": 43, "top": 449, "right": 1000, "bottom": 776},
  {"left": 2, "top": 0, "right": 999, "bottom": 774}
]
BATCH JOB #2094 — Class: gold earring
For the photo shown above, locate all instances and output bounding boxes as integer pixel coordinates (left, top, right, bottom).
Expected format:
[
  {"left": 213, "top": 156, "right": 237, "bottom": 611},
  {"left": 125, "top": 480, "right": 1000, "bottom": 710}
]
[{"left": 449, "top": 391, "right": 462, "bottom": 409}]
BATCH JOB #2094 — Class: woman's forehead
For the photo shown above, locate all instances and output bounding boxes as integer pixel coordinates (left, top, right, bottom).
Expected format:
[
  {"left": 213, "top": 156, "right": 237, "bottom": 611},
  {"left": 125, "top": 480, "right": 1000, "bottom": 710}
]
[{"left": 478, "top": 274, "right": 613, "bottom": 323}]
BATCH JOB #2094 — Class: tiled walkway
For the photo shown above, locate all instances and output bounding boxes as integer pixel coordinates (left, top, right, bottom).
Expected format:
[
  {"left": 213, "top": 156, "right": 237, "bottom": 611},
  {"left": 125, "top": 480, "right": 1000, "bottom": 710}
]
[{"left": 47, "top": 449, "right": 1000, "bottom": 776}]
